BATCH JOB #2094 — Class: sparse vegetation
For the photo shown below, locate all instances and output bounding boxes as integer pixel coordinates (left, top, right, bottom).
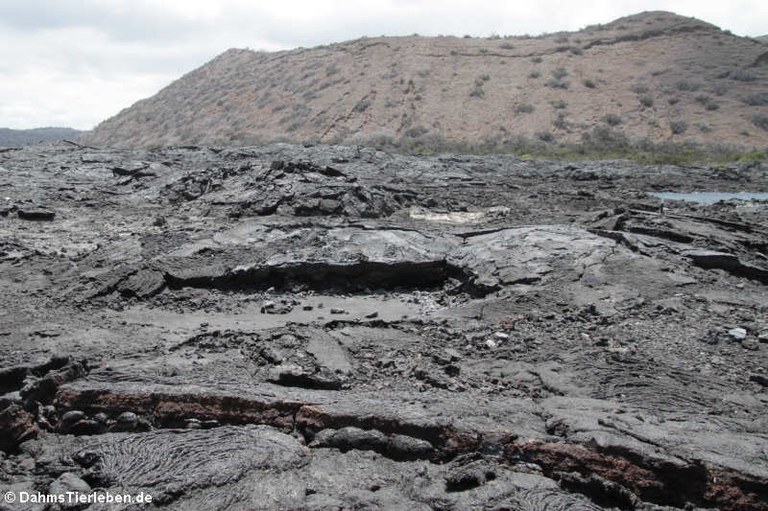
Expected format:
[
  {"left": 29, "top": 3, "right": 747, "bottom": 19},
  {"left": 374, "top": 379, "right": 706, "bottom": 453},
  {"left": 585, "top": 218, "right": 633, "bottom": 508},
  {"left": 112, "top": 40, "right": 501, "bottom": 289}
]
[
  {"left": 675, "top": 80, "right": 701, "bottom": 91},
  {"left": 469, "top": 75, "right": 490, "bottom": 98},
  {"left": 469, "top": 87, "right": 485, "bottom": 98},
  {"left": 326, "top": 64, "right": 340, "bottom": 76},
  {"left": 570, "top": 47, "right": 583, "bottom": 55},
  {"left": 743, "top": 93, "right": 768, "bottom": 106},
  {"left": 695, "top": 95, "right": 719, "bottom": 111},
  {"left": 583, "top": 79, "right": 596, "bottom": 88},
  {"left": 603, "top": 113, "right": 622, "bottom": 126},
  {"left": 639, "top": 95, "right": 654, "bottom": 108},
  {"left": 353, "top": 99, "right": 372, "bottom": 112},
  {"left": 529, "top": 71, "right": 541, "bottom": 79},
  {"left": 553, "top": 112, "right": 568, "bottom": 129},
  {"left": 552, "top": 67, "right": 568, "bottom": 80},
  {"left": 500, "top": 43, "right": 515, "bottom": 50},
  {"left": 515, "top": 104, "right": 535, "bottom": 114},
  {"left": 360, "top": 131, "right": 766, "bottom": 165},
  {"left": 546, "top": 79, "right": 570, "bottom": 89},
  {"left": 406, "top": 126, "right": 430, "bottom": 138},
  {"left": 670, "top": 120, "right": 688, "bottom": 134},
  {"left": 752, "top": 114, "right": 768, "bottom": 132},
  {"left": 631, "top": 83, "right": 649, "bottom": 94},
  {"left": 531, "top": 56, "right": 543, "bottom": 63},
  {"left": 727, "top": 69, "right": 757, "bottom": 82},
  {"left": 712, "top": 83, "right": 728, "bottom": 96},
  {"left": 550, "top": 99, "right": 567, "bottom": 109},
  {"left": 536, "top": 131, "right": 556, "bottom": 142}
]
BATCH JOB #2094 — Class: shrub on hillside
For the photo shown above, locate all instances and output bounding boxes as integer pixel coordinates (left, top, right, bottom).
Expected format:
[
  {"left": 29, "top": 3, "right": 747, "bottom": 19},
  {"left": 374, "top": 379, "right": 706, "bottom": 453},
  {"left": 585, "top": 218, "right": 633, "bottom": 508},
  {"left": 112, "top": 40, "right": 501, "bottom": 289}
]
[
  {"left": 353, "top": 99, "right": 371, "bottom": 112},
  {"left": 752, "top": 114, "right": 768, "bottom": 132},
  {"left": 675, "top": 80, "right": 701, "bottom": 92},
  {"left": 553, "top": 113, "right": 568, "bottom": 130},
  {"left": 743, "top": 93, "right": 768, "bottom": 106},
  {"left": 515, "top": 104, "right": 535, "bottom": 114},
  {"left": 469, "top": 87, "right": 485, "bottom": 98},
  {"left": 550, "top": 99, "right": 567, "bottom": 109},
  {"left": 546, "top": 79, "right": 570, "bottom": 89},
  {"left": 670, "top": 120, "right": 688, "bottom": 134},
  {"left": 536, "top": 131, "right": 555, "bottom": 142},
  {"left": 603, "top": 113, "right": 622, "bottom": 126},
  {"left": 727, "top": 69, "right": 757, "bottom": 82},
  {"left": 695, "top": 95, "right": 719, "bottom": 111}
]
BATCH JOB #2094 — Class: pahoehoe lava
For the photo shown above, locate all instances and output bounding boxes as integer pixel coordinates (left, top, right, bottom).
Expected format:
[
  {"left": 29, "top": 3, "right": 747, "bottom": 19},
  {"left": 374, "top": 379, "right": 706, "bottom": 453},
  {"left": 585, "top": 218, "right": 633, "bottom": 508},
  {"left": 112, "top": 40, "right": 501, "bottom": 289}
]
[{"left": 1, "top": 142, "right": 767, "bottom": 510}]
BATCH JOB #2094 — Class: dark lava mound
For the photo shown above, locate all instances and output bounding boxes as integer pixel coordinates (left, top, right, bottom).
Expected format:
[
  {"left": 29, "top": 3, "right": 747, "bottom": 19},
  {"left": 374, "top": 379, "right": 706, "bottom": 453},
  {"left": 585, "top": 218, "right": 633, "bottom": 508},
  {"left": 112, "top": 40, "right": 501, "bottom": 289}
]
[{"left": 1, "top": 142, "right": 767, "bottom": 510}]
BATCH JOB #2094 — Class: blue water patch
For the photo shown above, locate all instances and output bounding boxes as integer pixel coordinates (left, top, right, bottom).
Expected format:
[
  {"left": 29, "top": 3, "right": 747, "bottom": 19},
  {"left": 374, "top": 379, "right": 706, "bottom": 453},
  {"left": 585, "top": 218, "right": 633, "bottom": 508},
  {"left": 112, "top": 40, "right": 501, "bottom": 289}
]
[{"left": 648, "top": 192, "right": 768, "bottom": 205}]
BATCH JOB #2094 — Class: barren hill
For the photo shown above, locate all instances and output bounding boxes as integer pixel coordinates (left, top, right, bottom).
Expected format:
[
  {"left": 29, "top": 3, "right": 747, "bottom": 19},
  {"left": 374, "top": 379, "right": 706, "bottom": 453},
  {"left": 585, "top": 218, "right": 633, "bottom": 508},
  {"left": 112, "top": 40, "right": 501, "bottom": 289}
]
[
  {"left": 0, "top": 127, "right": 83, "bottom": 147},
  {"left": 83, "top": 11, "right": 768, "bottom": 150}
]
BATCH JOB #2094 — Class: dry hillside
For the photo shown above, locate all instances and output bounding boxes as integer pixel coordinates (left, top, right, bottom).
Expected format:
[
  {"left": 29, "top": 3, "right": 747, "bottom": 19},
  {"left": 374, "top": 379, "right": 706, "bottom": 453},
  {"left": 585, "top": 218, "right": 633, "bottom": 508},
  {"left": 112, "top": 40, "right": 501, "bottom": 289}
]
[{"left": 83, "top": 11, "right": 768, "bottom": 151}]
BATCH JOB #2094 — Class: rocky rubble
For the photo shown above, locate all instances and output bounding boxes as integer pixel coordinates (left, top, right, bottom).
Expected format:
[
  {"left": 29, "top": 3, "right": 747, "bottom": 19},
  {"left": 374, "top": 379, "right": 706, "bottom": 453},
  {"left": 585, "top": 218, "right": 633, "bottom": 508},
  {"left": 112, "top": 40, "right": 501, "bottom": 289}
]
[{"left": 0, "top": 142, "right": 766, "bottom": 510}]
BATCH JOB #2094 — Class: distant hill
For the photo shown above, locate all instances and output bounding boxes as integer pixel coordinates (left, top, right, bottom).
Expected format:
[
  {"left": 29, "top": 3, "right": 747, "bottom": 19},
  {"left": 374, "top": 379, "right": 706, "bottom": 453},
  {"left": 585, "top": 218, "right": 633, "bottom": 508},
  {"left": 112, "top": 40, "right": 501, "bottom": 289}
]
[
  {"left": 83, "top": 11, "right": 768, "bottom": 151},
  {"left": 755, "top": 35, "right": 768, "bottom": 44},
  {"left": 0, "top": 127, "right": 84, "bottom": 147}
]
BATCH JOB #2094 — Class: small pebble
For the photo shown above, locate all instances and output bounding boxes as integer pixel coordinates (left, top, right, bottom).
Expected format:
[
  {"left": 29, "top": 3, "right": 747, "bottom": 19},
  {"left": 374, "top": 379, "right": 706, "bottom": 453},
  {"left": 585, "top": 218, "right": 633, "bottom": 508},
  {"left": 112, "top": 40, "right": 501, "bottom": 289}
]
[{"left": 728, "top": 327, "right": 747, "bottom": 341}]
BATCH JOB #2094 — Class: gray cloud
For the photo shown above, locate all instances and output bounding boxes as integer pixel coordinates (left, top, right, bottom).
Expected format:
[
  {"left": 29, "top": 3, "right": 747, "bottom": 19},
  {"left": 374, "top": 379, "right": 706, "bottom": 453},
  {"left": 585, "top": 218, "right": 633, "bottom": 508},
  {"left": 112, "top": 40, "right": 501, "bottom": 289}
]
[{"left": 0, "top": 0, "right": 207, "bottom": 41}]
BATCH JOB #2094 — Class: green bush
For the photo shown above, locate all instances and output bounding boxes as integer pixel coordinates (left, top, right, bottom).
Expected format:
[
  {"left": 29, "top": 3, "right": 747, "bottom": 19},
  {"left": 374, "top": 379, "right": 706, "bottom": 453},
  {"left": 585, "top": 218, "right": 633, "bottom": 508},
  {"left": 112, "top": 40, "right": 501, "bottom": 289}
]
[
  {"left": 639, "top": 95, "right": 654, "bottom": 107},
  {"left": 583, "top": 79, "right": 596, "bottom": 88}
]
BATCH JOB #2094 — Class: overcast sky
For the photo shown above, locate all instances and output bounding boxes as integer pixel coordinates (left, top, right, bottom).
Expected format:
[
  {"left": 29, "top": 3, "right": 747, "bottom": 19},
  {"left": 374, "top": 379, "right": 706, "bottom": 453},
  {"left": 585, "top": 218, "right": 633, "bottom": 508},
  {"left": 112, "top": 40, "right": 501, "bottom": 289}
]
[{"left": 1, "top": 0, "right": 765, "bottom": 130}]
